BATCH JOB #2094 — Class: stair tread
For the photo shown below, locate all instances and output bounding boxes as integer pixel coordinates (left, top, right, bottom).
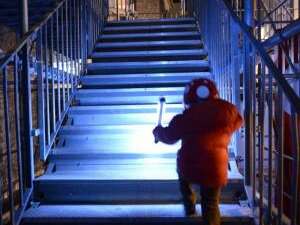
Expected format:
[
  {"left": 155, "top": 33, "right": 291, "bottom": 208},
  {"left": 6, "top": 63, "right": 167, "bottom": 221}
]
[
  {"left": 97, "top": 39, "right": 201, "bottom": 47},
  {"left": 107, "top": 17, "right": 195, "bottom": 25},
  {"left": 37, "top": 169, "right": 243, "bottom": 181},
  {"left": 88, "top": 60, "right": 208, "bottom": 69},
  {"left": 70, "top": 103, "right": 182, "bottom": 111},
  {"left": 60, "top": 124, "right": 178, "bottom": 132},
  {"left": 82, "top": 72, "right": 210, "bottom": 79},
  {"left": 99, "top": 31, "right": 200, "bottom": 40},
  {"left": 80, "top": 72, "right": 211, "bottom": 87},
  {"left": 104, "top": 24, "right": 197, "bottom": 31},
  {"left": 92, "top": 49, "right": 207, "bottom": 58},
  {"left": 75, "top": 87, "right": 184, "bottom": 103},
  {"left": 23, "top": 204, "right": 252, "bottom": 220},
  {"left": 76, "top": 87, "right": 184, "bottom": 95}
]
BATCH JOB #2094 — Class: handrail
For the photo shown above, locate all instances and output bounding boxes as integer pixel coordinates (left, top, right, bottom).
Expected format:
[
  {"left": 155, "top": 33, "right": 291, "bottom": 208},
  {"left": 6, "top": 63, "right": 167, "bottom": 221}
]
[
  {"left": 0, "top": 0, "right": 65, "bottom": 70},
  {"left": 221, "top": 0, "right": 300, "bottom": 113},
  {"left": 256, "top": 0, "right": 299, "bottom": 76},
  {"left": 0, "top": 1, "right": 108, "bottom": 224},
  {"left": 263, "top": 19, "right": 300, "bottom": 48}
]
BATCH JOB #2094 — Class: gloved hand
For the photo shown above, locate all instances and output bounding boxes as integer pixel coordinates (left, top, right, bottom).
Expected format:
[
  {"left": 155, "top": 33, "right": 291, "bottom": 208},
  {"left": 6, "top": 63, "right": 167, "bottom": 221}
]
[{"left": 153, "top": 125, "right": 163, "bottom": 144}]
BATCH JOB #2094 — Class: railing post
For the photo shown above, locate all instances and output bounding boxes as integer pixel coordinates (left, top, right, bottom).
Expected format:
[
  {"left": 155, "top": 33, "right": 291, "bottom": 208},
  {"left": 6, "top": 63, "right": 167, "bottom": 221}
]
[
  {"left": 20, "top": 0, "right": 29, "bottom": 35},
  {"left": 20, "top": 0, "right": 34, "bottom": 197},
  {"left": 230, "top": 19, "right": 242, "bottom": 156},
  {"left": 20, "top": 42, "right": 34, "bottom": 192},
  {"left": 243, "top": 0, "right": 255, "bottom": 189}
]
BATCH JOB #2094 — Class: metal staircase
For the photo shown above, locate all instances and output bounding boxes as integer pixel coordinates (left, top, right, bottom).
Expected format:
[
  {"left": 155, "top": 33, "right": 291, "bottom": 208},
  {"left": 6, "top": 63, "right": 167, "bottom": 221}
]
[{"left": 21, "top": 18, "right": 253, "bottom": 224}]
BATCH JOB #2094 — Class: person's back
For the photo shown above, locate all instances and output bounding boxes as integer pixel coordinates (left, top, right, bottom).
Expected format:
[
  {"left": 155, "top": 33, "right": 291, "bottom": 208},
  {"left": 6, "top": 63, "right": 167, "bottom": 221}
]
[{"left": 153, "top": 78, "right": 243, "bottom": 225}]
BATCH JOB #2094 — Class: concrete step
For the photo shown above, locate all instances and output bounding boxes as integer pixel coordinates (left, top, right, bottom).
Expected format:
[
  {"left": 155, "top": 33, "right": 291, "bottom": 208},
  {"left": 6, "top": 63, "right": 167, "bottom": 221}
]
[
  {"left": 75, "top": 87, "right": 184, "bottom": 105},
  {"left": 80, "top": 72, "right": 211, "bottom": 88},
  {"left": 98, "top": 32, "right": 201, "bottom": 43},
  {"left": 22, "top": 203, "right": 253, "bottom": 225},
  {"left": 86, "top": 60, "right": 210, "bottom": 75},
  {"left": 106, "top": 17, "right": 196, "bottom": 27},
  {"left": 91, "top": 49, "right": 207, "bottom": 62},
  {"left": 103, "top": 24, "right": 197, "bottom": 34}
]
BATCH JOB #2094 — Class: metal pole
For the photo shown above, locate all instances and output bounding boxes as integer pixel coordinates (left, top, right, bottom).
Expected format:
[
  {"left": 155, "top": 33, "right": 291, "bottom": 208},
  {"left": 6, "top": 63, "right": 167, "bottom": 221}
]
[
  {"left": 243, "top": 0, "right": 255, "bottom": 188},
  {"left": 20, "top": 0, "right": 29, "bottom": 34},
  {"left": 20, "top": 42, "right": 34, "bottom": 190},
  {"left": 19, "top": 0, "right": 33, "bottom": 193}
]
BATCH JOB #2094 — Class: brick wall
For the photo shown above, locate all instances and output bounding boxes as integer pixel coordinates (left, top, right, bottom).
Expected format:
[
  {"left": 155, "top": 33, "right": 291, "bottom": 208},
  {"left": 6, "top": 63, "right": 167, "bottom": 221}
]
[{"left": 135, "top": 0, "right": 162, "bottom": 19}]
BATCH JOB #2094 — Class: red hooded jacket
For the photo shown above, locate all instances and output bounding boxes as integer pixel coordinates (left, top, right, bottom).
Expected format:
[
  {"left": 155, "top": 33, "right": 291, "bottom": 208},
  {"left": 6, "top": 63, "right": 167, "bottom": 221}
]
[{"left": 154, "top": 99, "right": 243, "bottom": 187}]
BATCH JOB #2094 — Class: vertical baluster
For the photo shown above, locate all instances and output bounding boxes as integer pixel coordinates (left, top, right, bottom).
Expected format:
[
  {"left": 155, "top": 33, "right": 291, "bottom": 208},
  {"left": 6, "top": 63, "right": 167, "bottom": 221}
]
[
  {"left": 276, "top": 87, "right": 284, "bottom": 225},
  {"left": 44, "top": 24, "right": 51, "bottom": 146},
  {"left": 65, "top": 0, "right": 70, "bottom": 102},
  {"left": 56, "top": 10, "right": 61, "bottom": 121},
  {"left": 79, "top": 0, "right": 83, "bottom": 75},
  {"left": 61, "top": 4, "right": 66, "bottom": 111},
  {"left": 258, "top": 63, "right": 265, "bottom": 224},
  {"left": 82, "top": 0, "right": 87, "bottom": 70},
  {"left": 37, "top": 28, "right": 46, "bottom": 160},
  {"left": 99, "top": 0, "right": 102, "bottom": 34},
  {"left": 91, "top": 1, "right": 94, "bottom": 53},
  {"left": 97, "top": 0, "right": 99, "bottom": 37},
  {"left": 74, "top": 0, "right": 78, "bottom": 81},
  {"left": 85, "top": 0, "right": 88, "bottom": 66},
  {"left": 290, "top": 109, "right": 299, "bottom": 225},
  {"left": 20, "top": 42, "right": 34, "bottom": 190},
  {"left": 220, "top": 5, "right": 223, "bottom": 97},
  {"left": 94, "top": 0, "right": 97, "bottom": 42},
  {"left": 69, "top": 0, "right": 74, "bottom": 95},
  {"left": 217, "top": 3, "right": 221, "bottom": 90},
  {"left": 243, "top": 0, "right": 254, "bottom": 189},
  {"left": 92, "top": 0, "right": 95, "bottom": 45},
  {"left": 76, "top": 0, "right": 80, "bottom": 79},
  {"left": 267, "top": 63, "right": 273, "bottom": 224},
  {"left": 14, "top": 55, "right": 24, "bottom": 206},
  {"left": 50, "top": 17, "right": 56, "bottom": 132},
  {"left": 257, "top": 0, "right": 265, "bottom": 220},
  {"left": 3, "top": 67, "right": 15, "bottom": 225},
  {"left": 79, "top": 0, "right": 82, "bottom": 76},
  {"left": 252, "top": 53, "right": 257, "bottom": 207}
]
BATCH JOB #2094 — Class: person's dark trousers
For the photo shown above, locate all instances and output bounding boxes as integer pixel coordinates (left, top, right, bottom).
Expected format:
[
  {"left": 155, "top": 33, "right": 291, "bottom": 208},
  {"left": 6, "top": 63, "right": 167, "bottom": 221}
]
[{"left": 179, "top": 178, "right": 221, "bottom": 225}]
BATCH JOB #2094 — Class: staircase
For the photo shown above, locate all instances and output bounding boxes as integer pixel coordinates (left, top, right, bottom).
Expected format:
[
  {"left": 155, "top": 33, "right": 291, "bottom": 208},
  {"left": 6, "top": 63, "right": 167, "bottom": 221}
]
[{"left": 22, "top": 18, "right": 253, "bottom": 225}]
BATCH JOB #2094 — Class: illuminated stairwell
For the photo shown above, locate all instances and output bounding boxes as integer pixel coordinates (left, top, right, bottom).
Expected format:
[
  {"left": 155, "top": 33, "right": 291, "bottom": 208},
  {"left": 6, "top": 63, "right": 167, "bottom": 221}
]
[{"left": 22, "top": 17, "right": 253, "bottom": 225}]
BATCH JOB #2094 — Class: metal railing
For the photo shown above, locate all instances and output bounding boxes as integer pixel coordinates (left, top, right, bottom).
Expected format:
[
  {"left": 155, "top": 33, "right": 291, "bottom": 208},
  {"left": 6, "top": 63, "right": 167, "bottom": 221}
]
[
  {"left": 0, "top": 0, "right": 108, "bottom": 224},
  {"left": 187, "top": 0, "right": 300, "bottom": 224}
]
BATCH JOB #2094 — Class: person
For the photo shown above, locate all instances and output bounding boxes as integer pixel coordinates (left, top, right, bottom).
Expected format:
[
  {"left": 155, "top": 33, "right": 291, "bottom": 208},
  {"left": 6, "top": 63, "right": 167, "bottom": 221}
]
[{"left": 152, "top": 78, "right": 243, "bottom": 225}]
